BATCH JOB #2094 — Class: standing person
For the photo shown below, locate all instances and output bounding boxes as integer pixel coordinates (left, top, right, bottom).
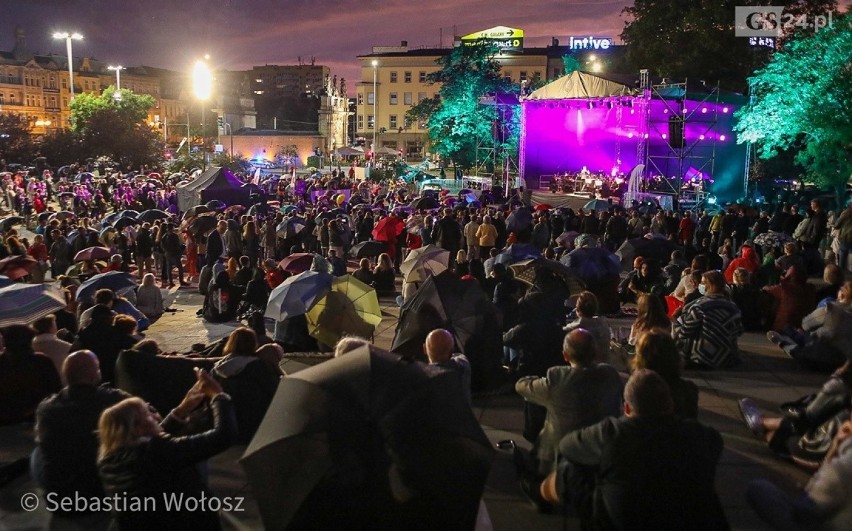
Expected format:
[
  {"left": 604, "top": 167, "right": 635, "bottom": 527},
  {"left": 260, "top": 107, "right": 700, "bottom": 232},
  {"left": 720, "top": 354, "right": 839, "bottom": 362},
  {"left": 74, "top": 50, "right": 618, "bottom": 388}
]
[
  {"left": 432, "top": 208, "right": 462, "bottom": 266},
  {"left": 0, "top": 325, "right": 62, "bottom": 425},
  {"left": 242, "top": 220, "right": 261, "bottom": 267},
  {"left": 464, "top": 215, "right": 481, "bottom": 260},
  {"left": 160, "top": 223, "right": 187, "bottom": 288},
  {"left": 27, "top": 233, "right": 49, "bottom": 283},
  {"left": 832, "top": 200, "right": 852, "bottom": 273},
  {"left": 97, "top": 368, "right": 238, "bottom": 530},
  {"left": 205, "top": 220, "right": 227, "bottom": 268},
  {"left": 31, "top": 315, "right": 72, "bottom": 380},
  {"left": 48, "top": 229, "right": 70, "bottom": 279},
  {"left": 476, "top": 215, "right": 498, "bottom": 258},
  {"left": 134, "top": 225, "right": 154, "bottom": 280}
]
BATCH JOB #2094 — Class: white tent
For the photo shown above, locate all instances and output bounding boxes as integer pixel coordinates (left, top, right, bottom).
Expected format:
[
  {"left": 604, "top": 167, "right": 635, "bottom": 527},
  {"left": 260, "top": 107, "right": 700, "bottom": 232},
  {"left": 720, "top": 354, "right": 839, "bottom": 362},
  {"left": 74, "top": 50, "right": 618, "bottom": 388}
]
[{"left": 526, "top": 70, "right": 635, "bottom": 100}]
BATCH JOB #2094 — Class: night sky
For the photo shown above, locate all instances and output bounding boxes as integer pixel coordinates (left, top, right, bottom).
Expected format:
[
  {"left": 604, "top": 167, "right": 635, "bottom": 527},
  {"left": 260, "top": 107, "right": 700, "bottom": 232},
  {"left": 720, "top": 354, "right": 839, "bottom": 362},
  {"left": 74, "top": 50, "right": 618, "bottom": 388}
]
[{"left": 1, "top": 0, "right": 634, "bottom": 82}]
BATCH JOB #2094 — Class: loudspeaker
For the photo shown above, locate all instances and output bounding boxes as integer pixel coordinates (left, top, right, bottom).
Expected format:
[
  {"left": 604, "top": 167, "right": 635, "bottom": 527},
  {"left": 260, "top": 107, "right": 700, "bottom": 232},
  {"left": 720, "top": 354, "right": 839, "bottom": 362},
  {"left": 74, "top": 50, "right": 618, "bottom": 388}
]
[{"left": 668, "top": 115, "right": 684, "bottom": 148}]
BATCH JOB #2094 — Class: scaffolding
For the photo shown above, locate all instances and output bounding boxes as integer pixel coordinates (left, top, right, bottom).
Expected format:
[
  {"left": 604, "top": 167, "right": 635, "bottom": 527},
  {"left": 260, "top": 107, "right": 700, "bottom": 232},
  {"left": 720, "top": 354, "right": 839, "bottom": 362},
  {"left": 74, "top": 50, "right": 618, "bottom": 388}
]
[
  {"left": 475, "top": 95, "right": 520, "bottom": 194},
  {"left": 644, "top": 79, "right": 720, "bottom": 210}
]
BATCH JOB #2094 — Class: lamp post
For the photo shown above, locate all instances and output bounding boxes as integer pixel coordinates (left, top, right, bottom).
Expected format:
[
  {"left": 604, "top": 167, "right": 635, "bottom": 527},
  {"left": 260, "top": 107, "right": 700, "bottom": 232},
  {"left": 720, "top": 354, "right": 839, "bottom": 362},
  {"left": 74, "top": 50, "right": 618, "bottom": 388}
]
[
  {"left": 52, "top": 32, "right": 83, "bottom": 99},
  {"left": 192, "top": 57, "right": 212, "bottom": 169},
  {"left": 371, "top": 59, "right": 378, "bottom": 160},
  {"left": 107, "top": 65, "right": 124, "bottom": 100},
  {"left": 223, "top": 122, "right": 233, "bottom": 160}
]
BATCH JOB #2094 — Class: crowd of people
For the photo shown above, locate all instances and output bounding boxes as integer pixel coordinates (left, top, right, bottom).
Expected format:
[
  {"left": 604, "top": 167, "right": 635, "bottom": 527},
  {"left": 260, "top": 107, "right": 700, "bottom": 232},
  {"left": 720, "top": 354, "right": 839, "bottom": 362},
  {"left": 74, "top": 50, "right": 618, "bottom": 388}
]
[{"left": 0, "top": 158, "right": 851, "bottom": 528}]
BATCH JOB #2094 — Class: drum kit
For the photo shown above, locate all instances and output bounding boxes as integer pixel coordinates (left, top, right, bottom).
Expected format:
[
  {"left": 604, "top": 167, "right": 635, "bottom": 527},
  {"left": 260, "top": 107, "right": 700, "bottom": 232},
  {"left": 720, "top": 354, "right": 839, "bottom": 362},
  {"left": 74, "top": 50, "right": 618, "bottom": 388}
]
[{"left": 548, "top": 168, "right": 625, "bottom": 198}]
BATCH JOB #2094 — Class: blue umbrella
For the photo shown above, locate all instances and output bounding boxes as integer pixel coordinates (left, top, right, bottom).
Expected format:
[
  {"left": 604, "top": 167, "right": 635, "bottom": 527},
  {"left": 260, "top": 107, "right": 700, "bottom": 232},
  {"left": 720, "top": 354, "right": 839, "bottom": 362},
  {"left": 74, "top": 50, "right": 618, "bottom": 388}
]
[
  {"left": 137, "top": 209, "right": 170, "bottom": 223},
  {"left": 0, "top": 275, "right": 13, "bottom": 288},
  {"left": 560, "top": 246, "right": 622, "bottom": 283},
  {"left": 206, "top": 200, "right": 227, "bottom": 211},
  {"left": 506, "top": 206, "right": 534, "bottom": 234},
  {"left": 112, "top": 216, "right": 140, "bottom": 231},
  {"left": 265, "top": 270, "right": 333, "bottom": 321},
  {"left": 76, "top": 271, "right": 138, "bottom": 303},
  {"left": 494, "top": 243, "right": 541, "bottom": 266}
]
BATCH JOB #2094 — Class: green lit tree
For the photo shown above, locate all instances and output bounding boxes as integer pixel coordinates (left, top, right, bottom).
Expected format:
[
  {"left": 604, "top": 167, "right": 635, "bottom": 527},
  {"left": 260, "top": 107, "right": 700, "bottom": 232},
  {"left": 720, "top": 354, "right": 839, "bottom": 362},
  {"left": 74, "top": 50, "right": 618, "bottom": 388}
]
[
  {"left": 69, "top": 86, "right": 162, "bottom": 169},
  {"left": 406, "top": 42, "right": 518, "bottom": 171},
  {"left": 0, "top": 112, "right": 37, "bottom": 163},
  {"left": 735, "top": 14, "right": 852, "bottom": 203}
]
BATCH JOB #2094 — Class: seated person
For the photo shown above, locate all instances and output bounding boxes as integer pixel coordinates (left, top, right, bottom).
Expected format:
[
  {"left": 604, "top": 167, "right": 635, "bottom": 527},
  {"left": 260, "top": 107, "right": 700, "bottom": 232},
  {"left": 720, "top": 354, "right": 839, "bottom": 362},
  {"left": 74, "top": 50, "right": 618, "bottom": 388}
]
[
  {"left": 673, "top": 270, "right": 744, "bottom": 369},
  {"left": 563, "top": 291, "right": 611, "bottom": 364},
  {"left": 632, "top": 330, "right": 698, "bottom": 418},
  {"left": 533, "top": 370, "right": 727, "bottom": 529},
  {"left": 372, "top": 253, "right": 396, "bottom": 296},
  {"left": 97, "top": 368, "right": 238, "bottom": 530},
  {"left": 72, "top": 305, "right": 136, "bottom": 385},
  {"left": 766, "top": 281, "right": 852, "bottom": 372},
  {"left": 0, "top": 325, "right": 61, "bottom": 425},
  {"left": 425, "top": 329, "right": 471, "bottom": 406},
  {"left": 625, "top": 259, "right": 666, "bottom": 302},
  {"left": 327, "top": 249, "right": 347, "bottom": 277},
  {"left": 627, "top": 293, "right": 671, "bottom": 347},
  {"left": 135, "top": 273, "right": 165, "bottom": 319},
  {"left": 762, "top": 265, "right": 817, "bottom": 333},
  {"left": 233, "top": 255, "right": 255, "bottom": 287},
  {"left": 203, "top": 271, "right": 242, "bottom": 323},
  {"left": 32, "top": 351, "right": 130, "bottom": 516},
  {"left": 352, "top": 258, "right": 374, "bottom": 286},
  {"left": 746, "top": 410, "right": 852, "bottom": 530},
  {"left": 212, "top": 328, "right": 280, "bottom": 443},
  {"left": 618, "top": 257, "right": 645, "bottom": 303},
  {"left": 729, "top": 267, "right": 762, "bottom": 331},
  {"left": 815, "top": 264, "right": 843, "bottom": 307},
  {"left": 775, "top": 241, "right": 806, "bottom": 274},
  {"left": 515, "top": 329, "right": 622, "bottom": 476}
]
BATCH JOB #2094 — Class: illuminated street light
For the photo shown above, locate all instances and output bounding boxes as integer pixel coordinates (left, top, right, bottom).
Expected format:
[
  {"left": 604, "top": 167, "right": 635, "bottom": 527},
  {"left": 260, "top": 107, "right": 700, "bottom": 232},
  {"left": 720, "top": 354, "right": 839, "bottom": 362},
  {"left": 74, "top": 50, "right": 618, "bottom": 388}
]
[
  {"left": 108, "top": 65, "right": 124, "bottom": 101},
  {"left": 193, "top": 57, "right": 213, "bottom": 169},
  {"left": 53, "top": 32, "right": 83, "bottom": 99},
  {"left": 372, "top": 59, "right": 378, "bottom": 159}
]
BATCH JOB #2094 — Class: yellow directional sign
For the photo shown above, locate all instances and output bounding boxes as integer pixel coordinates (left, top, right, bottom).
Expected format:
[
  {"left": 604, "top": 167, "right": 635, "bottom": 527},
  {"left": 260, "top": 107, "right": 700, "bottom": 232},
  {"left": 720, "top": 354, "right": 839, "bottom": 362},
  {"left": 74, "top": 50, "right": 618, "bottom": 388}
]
[{"left": 461, "top": 26, "right": 524, "bottom": 52}]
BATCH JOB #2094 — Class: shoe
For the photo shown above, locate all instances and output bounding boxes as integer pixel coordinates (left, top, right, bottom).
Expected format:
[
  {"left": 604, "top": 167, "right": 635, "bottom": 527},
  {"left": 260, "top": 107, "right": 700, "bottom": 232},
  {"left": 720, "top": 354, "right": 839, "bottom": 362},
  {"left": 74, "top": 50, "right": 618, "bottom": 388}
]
[
  {"left": 738, "top": 398, "right": 765, "bottom": 437},
  {"left": 519, "top": 474, "right": 553, "bottom": 513},
  {"left": 766, "top": 331, "right": 783, "bottom": 346}
]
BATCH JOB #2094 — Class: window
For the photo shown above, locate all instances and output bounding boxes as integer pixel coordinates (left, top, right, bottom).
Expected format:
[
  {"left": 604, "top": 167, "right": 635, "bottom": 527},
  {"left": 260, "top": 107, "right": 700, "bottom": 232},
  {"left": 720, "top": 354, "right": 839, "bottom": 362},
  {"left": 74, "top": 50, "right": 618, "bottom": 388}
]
[
  {"left": 62, "top": 78, "right": 67, "bottom": 89},
  {"left": 533, "top": 71, "right": 542, "bottom": 81},
  {"left": 418, "top": 92, "right": 427, "bottom": 102},
  {"left": 357, "top": 93, "right": 363, "bottom": 105},
  {"left": 389, "top": 115, "right": 397, "bottom": 129},
  {"left": 389, "top": 92, "right": 398, "bottom": 105},
  {"left": 504, "top": 74, "right": 512, "bottom": 83},
  {"left": 367, "top": 115, "right": 374, "bottom": 129},
  {"left": 62, "top": 97, "right": 68, "bottom": 108},
  {"left": 390, "top": 71, "right": 398, "bottom": 83},
  {"left": 358, "top": 115, "right": 364, "bottom": 130},
  {"left": 0, "top": 94, "right": 3, "bottom": 104},
  {"left": 404, "top": 71, "right": 411, "bottom": 83},
  {"left": 553, "top": 68, "right": 560, "bottom": 78},
  {"left": 403, "top": 92, "right": 412, "bottom": 105},
  {"left": 520, "top": 71, "right": 528, "bottom": 82},
  {"left": 367, "top": 92, "right": 375, "bottom": 105},
  {"left": 419, "top": 71, "right": 427, "bottom": 83}
]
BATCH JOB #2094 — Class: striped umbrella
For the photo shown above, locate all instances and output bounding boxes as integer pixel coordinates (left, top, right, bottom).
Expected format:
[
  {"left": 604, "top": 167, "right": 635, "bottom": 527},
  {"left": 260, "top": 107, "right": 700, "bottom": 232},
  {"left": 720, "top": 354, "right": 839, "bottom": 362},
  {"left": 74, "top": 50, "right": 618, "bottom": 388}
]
[{"left": 0, "top": 284, "right": 66, "bottom": 328}]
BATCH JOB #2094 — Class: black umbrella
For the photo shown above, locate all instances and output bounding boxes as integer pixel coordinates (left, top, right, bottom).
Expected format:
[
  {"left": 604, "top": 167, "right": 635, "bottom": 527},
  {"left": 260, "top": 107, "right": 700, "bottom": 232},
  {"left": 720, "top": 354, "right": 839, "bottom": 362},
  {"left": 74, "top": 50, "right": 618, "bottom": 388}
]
[
  {"left": 112, "top": 216, "right": 139, "bottom": 231},
  {"left": 506, "top": 206, "right": 534, "bottom": 234},
  {"left": 409, "top": 196, "right": 439, "bottom": 210},
  {"left": 392, "top": 272, "right": 503, "bottom": 391},
  {"left": 241, "top": 345, "right": 493, "bottom": 531},
  {"left": 615, "top": 237, "right": 679, "bottom": 270},
  {"left": 509, "top": 258, "right": 587, "bottom": 297},
  {"left": 137, "top": 209, "right": 170, "bottom": 223},
  {"left": 206, "top": 199, "right": 227, "bottom": 211},
  {"left": 560, "top": 246, "right": 623, "bottom": 283},
  {"left": 0, "top": 216, "right": 24, "bottom": 231},
  {"left": 189, "top": 214, "right": 218, "bottom": 236},
  {"left": 38, "top": 212, "right": 52, "bottom": 222},
  {"left": 184, "top": 204, "right": 211, "bottom": 219},
  {"left": 350, "top": 240, "right": 386, "bottom": 258}
]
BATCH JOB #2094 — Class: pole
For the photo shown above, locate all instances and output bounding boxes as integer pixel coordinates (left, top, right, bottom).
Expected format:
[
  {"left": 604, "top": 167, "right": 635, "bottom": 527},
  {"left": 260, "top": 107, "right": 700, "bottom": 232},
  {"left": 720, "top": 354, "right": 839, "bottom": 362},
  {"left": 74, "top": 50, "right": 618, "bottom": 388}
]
[
  {"left": 187, "top": 110, "right": 191, "bottom": 157},
  {"left": 228, "top": 123, "right": 233, "bottom": 159},
  {"left": 372, "top": 63, "right": 377, "bottom": 156},
  {"left": 115, "top": 68, "right": 121, "bottom": 91},
  {"left": 163, "top": 117, "right": 167, "bottom": 144},
  {"left": 66, "top": 37, "right": 75, "bottom": 99},
  {"left": 201, "top": 104, "right": 206, "bottom": 170}
]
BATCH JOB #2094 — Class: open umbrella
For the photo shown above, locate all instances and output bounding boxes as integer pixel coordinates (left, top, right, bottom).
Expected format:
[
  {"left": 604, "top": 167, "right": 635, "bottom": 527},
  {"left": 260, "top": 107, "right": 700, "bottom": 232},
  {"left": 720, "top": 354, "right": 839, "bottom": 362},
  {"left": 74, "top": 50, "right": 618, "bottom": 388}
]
[
  {"left": 0, "top": 283, "right": 66, "bottom": 328},
  {"left": 754, "top": 230, "right": 793, "bottom": 249},
  {"left": 584, "top": 199, "right": 613, "bottom": 212},
  {"left": 392, "top": 272, "right": 503, "bottom": 391},
  {"left": 48, "top": 211, "right": 75, "bottom": 221},
  {"left": 184, "top": 204, "right": 211, "bottom": 219},
  {"left": 112, "top": 216, "right": 139, "bottom": 231},
  {"left": 38, "top": 212, "right": 53, "bottom": 222},
  {"left": 276, "top": 217, "right": 307, "bottom": 239},
  {"left": 137, "top": 209, "right": 170, "bottom": 223},
  {"left": 99, "top": 226, "right": 117, "bottom": 245},
  {"left": 241, "top": 345, "right": 492, "bottom": 531},
  {"left": 400, "top": 245, "right": 450, "bottom": 283},
  {"left": 371, "top": 216, "right": 405, "bottom": 242},
  {"left": 560, "top": 246, "right": 623, "bottom": 282},
  {"left": 494, "top": 243, "right": 542, "bottom": 266},
  {"left": 505, "top": 206, "right": 534, "bottom": 234},
  {"left": 0, "top": 255, "right": 38, "bottom": 280},
  {"left": 279, "top": 253, "right": 318, "bottom": 275},
  {"left": 410, "top": 196, "right": 439, "bottom": 210},
  {"left": 509, "top": 258, "right": 586, "bottom": 297},
  {"left": 405, "top": 215, "right": 425, "bottom": 235},
  {"left": 350, "top": 240, "right": 386, "bottom": 258},
  {"left": 0, "top": 216, "right": 24, "bottom": 231},
  {"left": 0, "top": 275, "right": 13, "bottom": 288},
  {"left": 280, "top": 205, "right": 299, "bottom": 215},
  {"left": 74, "top": 246, "right": 113, "bottom": 263},
  {"left": 206, "top": 199, "right": 227, "bottom": 211},
  {"left": 189, "top": 215, "right": 218, "bottom": 237},
  {"left": 76, "top": 271, "right": 138, "bottom": 303},
  {"left": 306, "top": 275, "right": 382, "bottom": 348},
  {"left": 225, "top": 205, "right": 246, "bottom": 216},
  {"left": 615, "top": 237, "right": 679, "bottom": 270},
  {"left": 265, "top": 270, "right": 334, "bottom": 321},
  {"left": 534, "top": 203, "right": 552, "bottom": 212}
]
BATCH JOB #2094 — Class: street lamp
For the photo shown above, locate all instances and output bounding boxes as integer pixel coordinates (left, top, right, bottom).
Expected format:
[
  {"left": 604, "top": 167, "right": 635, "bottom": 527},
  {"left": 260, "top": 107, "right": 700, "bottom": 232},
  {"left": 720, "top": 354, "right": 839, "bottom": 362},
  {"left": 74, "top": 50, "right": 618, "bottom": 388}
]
[
  {"left": 192, "top": 57, "right": 212, "bottom": 169},
  {"left": 107, "top": 65, "right": 124, "bottom": 100},
  {"left": 52, "top": 32, "right": 83, "bottom": 99},
  {"left": 371, "top": 59, "right": 378, "bottom": 159}
]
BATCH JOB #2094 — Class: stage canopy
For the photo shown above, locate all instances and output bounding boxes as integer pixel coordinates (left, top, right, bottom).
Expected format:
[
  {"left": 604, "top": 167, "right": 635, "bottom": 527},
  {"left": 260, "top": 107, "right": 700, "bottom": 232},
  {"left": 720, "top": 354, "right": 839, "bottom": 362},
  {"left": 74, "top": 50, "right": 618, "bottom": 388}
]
[{"left": 519, "top": 72, "right": 748, "bottom": 204}]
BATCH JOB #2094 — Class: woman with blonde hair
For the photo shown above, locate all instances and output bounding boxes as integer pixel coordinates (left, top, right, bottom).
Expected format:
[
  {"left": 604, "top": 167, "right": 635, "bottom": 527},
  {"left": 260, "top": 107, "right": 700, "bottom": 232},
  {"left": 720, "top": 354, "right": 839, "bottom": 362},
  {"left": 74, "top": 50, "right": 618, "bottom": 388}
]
[
  {"left": 135, "top": 273, "right": 164, "bottom": 319},
  {"left": 628, "top": 293, "right": 671, "bottom": 346},
  {"left": 372, "top": 252, "right": 396, "bottom": 296},
  {"left": 454, "top": 248, "right": 470, "bottom": 277},
  {"left": 97, "top": 368, "right": 236, "bottom": 529}
]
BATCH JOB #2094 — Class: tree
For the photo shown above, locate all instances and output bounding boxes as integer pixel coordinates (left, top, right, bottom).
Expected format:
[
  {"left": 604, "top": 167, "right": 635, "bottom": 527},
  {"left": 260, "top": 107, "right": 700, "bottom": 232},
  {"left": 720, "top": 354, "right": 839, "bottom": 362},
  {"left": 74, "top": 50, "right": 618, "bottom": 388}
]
[
  {"left": 620, "top": 0, "right": 837, "bottom": 92},
  {"left": 0, "top": 112, "right": 37, "bottom": 163},
  {"left": 69, "top": 86, "right": 162, "bottom": 168},
  {"left": 734, "top": 14, "right": 852, "bottom": 201},
  {"left": 39, "top": 128, "right": 87, "bottom": 166},
  {"left": 405, "top": 42, "right": 518, "bottom": 171}
]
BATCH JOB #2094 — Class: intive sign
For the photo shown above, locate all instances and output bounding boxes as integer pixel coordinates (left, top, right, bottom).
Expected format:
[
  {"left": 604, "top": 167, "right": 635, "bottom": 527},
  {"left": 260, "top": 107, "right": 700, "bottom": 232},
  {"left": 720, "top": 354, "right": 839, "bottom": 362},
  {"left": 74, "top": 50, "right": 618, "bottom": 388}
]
[{"left": 568, "top": 36, "right": 613, "bottom": 50}]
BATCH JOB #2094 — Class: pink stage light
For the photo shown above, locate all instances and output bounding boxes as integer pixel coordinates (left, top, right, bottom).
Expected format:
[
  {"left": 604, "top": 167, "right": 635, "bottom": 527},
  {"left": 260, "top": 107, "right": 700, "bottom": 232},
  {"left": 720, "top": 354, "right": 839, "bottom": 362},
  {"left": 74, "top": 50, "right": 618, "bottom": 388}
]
[
  {"left": 719, "top": 134, "right": 726, "bottom": 141},
  {"left": 699, "top": 134, "right": 705, "bottom": 140},
  {"left": 661, "top": 133, "right": 667, "bottom": 139},
  {"left": 701, "top": 107, "right": 708, "bottom": 113},
  {"left": 627, "top": 132, "right": 634, "bottom": 138},
  {"left": 722, "top": 107, "right": 729, "bottom": 113}
]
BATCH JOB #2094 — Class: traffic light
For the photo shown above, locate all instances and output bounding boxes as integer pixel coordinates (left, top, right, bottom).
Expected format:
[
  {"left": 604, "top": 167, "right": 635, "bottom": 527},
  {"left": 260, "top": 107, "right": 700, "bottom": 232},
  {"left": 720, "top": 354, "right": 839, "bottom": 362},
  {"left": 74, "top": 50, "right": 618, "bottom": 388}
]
[{"left": 217, "top": 116, "right": 224, "bottom": 129}]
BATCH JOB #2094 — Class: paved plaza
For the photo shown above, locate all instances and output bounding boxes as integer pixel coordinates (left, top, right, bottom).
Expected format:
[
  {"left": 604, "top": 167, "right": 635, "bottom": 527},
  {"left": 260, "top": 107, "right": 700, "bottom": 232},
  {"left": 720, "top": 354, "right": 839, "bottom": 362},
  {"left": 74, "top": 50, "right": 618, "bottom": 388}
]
[{"left": 0, "top": 278, "right": 826, "bottom": 530}]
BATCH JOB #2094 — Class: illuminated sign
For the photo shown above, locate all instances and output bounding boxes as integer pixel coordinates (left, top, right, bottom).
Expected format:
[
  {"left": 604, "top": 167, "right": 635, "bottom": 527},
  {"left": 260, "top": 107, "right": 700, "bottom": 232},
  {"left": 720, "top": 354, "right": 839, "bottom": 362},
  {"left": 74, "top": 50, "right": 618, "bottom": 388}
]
[
  {"left": 461, "top": 26, "right": 524, "bottom": 52},
  {"left": 568, "top": 36, "right": 613, "bottom": 50}
]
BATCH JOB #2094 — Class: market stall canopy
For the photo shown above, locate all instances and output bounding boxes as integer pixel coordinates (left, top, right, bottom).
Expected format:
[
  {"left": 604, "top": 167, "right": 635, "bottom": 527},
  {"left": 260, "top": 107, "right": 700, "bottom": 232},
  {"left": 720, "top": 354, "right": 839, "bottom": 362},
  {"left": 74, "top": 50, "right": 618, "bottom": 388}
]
[
  {"left": 176, "top": 166, "right": 249, "bottom": 211},
  {"left": 526, "top": 70, "right": 636, "bottom": 100}
]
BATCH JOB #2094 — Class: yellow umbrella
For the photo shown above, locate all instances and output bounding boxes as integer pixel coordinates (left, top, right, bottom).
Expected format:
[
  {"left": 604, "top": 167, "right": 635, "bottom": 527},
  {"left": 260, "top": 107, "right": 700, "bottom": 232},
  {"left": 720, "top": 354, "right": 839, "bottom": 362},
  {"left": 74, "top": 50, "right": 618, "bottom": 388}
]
[{"left": 306, "top": 275, "right": 382, "bottom": 348}]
